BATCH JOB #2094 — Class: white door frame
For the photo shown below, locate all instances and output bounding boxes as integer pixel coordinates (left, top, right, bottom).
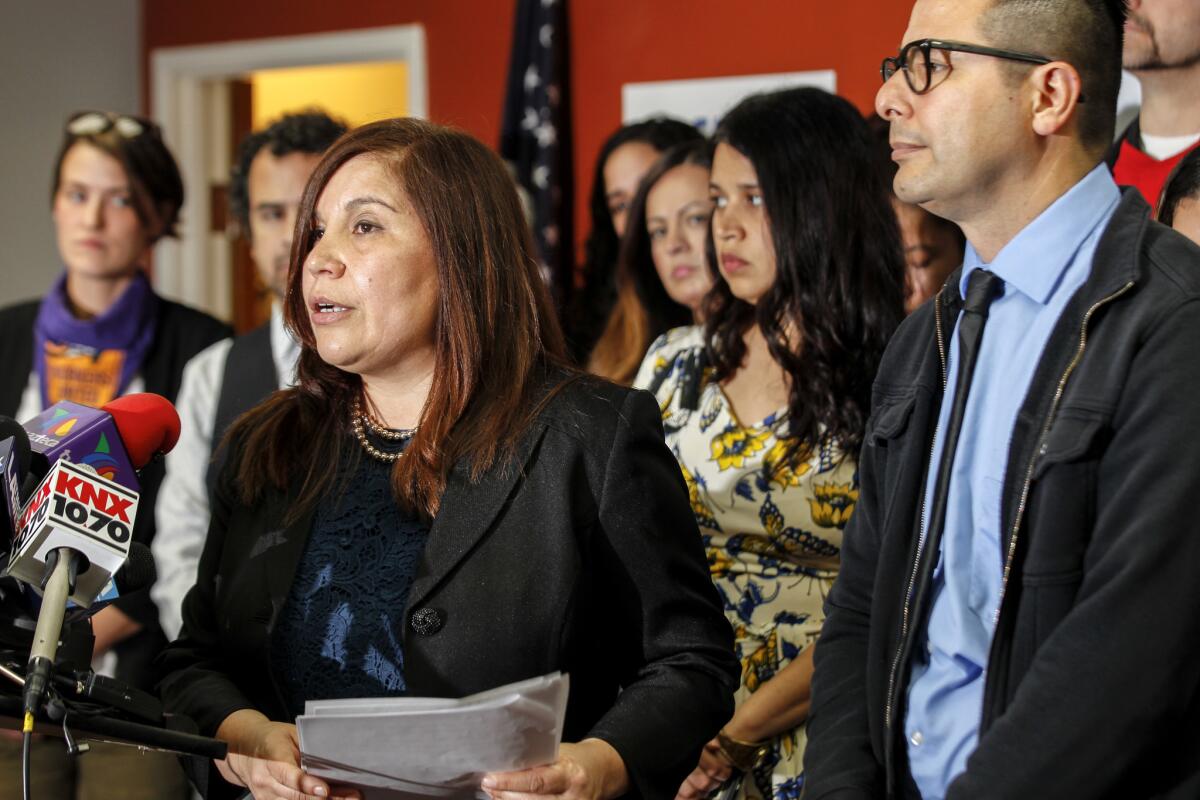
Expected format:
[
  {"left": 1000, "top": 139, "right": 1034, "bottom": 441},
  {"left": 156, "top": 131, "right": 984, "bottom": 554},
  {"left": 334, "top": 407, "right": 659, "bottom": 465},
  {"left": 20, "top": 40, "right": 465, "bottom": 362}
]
[{"left": 150, "top": 25, "right": 427, "bottom": 318}]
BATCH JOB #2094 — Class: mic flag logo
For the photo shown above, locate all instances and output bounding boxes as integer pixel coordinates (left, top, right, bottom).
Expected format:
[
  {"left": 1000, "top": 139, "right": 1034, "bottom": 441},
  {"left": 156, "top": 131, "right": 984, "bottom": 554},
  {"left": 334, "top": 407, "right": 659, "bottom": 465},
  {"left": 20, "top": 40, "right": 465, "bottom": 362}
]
[
  {"left": 22, "top": 401, "right": 137, "bottom": 492},
  {"left": 53, "top": 468, "right": 134, "bottom": 529},
  {"left": 5, "top": 459, "right": 137, "bottom": 606},
  {"left": 39, "top": 408, "right": 79, "bottom": 439},
  {"left": 81, "top": 433, "right": 120, "bottom": 482}
]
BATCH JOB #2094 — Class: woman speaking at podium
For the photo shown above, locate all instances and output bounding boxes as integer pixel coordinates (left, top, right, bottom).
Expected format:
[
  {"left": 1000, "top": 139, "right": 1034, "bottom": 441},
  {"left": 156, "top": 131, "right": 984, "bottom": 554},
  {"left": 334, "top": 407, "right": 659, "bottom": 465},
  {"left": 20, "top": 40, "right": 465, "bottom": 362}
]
[{"left": 157, "top": 118, "right": 739, "bottom": 800}]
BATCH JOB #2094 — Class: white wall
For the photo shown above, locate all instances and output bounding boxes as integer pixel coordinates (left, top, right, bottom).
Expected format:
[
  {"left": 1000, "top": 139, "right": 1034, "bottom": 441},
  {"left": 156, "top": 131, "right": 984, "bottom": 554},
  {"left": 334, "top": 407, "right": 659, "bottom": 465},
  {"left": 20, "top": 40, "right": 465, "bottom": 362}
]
[{"left": 0, "top": 0, "right": 141, "bottom": 305}]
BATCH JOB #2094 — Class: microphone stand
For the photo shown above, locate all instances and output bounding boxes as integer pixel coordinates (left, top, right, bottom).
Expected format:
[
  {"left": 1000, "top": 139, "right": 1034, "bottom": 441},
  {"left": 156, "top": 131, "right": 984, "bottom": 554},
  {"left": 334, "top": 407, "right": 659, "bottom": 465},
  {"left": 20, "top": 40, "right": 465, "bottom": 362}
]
[
  {"left": 0, "top": 661, "right": 227, "bottom": 760},
  {"left": 22, "top": 547, "right": 80, "bottom": 725},
  {"left": 2, "top": 546, "right": 226, "bottom": 799},
  {"left": 14, "top": 546, "right": 80, "bottom": 800}
]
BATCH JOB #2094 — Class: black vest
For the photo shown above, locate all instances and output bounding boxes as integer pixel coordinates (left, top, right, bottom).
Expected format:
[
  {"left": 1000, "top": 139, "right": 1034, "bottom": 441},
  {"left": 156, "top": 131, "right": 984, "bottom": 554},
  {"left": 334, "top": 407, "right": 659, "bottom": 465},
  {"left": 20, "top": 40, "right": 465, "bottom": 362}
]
[{"left": 205, "top": 322, "right": 278, "bottom": 496}]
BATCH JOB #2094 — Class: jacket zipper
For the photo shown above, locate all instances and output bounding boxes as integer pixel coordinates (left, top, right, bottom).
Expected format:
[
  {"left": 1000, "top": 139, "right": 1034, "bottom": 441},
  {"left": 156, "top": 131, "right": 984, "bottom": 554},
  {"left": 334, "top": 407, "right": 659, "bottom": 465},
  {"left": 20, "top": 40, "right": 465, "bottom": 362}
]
[
  {"left": 885, "top": 282, "right": 1133, "bottom": 738},
  {"left": 994, "top": 281, "right": 1134, "bottom": 619},
  {"left": 884, "top": 291, "right": 948, "bottom": 731}
]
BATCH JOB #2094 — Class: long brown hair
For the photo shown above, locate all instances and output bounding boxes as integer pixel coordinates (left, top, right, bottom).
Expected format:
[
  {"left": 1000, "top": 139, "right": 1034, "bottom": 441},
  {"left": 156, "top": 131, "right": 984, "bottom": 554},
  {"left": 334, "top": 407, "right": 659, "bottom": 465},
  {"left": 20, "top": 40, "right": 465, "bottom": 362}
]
[
  {"left": 227, "top": 117, "right": 568, "bottom": 519},
  {"left": 588, "top": 140, "right": 713, "bottom": 384},
  {"left": 569, "top": 118, "right": 703, "bottom": 360}
]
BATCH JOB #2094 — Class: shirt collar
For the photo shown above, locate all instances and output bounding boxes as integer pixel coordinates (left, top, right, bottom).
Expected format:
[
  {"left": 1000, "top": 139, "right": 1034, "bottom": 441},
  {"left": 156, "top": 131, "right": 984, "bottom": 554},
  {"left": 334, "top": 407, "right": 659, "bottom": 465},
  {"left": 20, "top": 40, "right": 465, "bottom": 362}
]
[
  {"left": 960, "top": 164, "right": 1120, "bottom": 306},
  {"left": 269, "top": 299, "right": 302, "bottom": 378},
  {"left": 269, "top": 299, "right": 296, "bottom": 343}
]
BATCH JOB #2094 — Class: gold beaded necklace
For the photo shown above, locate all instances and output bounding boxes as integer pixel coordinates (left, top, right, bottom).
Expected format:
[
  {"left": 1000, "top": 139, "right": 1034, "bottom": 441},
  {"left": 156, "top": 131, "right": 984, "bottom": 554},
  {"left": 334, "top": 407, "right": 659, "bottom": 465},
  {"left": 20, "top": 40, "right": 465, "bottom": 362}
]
[{"left": 351, "top": 397, "right": 416, "bottom": 463}]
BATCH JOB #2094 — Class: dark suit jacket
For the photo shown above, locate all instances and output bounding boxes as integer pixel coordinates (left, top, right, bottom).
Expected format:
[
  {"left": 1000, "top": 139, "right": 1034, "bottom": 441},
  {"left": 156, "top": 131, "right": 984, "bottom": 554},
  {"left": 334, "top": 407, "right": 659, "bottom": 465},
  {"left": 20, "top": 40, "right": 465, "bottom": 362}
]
[{"left": 157, "top": 375, "right": 739, "bottom": 800}]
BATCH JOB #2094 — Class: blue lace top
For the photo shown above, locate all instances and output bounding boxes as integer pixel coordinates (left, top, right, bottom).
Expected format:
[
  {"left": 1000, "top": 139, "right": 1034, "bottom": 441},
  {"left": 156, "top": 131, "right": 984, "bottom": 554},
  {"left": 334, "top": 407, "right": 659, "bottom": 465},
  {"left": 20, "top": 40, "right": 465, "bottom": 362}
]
[{"left": 270, "top": 434, "right": 429, "bottom": 718}]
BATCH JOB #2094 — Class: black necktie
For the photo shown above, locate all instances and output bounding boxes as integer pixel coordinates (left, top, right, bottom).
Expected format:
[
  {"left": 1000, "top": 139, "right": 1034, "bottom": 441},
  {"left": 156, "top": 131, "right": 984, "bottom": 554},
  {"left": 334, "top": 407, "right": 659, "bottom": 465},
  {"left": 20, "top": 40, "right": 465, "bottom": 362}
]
[{"left": 924, "top": 269, "right": 1004, "bottom": 549}]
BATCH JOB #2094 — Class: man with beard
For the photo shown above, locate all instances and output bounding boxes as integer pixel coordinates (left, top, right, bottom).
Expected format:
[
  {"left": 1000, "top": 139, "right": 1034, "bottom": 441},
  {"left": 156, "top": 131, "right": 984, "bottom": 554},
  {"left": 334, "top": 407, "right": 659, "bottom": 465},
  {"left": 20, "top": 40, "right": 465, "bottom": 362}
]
[
  {"left": 1113, "top": 0, "right": 1200, "bottom": 211},
  {"left": 152, "top": 111, "right": 345, "bottom": 640}
]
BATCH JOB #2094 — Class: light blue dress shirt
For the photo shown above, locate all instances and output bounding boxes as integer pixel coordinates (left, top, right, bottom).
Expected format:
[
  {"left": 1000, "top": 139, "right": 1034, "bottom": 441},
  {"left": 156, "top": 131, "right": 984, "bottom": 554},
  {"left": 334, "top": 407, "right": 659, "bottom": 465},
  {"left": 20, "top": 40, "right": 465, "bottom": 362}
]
[{"left": 905, "top": 165, "right": 1121, "bottom": 799}]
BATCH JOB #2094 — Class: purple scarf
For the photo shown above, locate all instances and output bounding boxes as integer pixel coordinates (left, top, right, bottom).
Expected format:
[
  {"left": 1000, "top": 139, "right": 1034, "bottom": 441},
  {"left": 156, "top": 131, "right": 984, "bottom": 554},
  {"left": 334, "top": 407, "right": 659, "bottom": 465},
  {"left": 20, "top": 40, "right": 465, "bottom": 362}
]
[{"left": 32, "top": 271, "right": 159, "bottom": 408}]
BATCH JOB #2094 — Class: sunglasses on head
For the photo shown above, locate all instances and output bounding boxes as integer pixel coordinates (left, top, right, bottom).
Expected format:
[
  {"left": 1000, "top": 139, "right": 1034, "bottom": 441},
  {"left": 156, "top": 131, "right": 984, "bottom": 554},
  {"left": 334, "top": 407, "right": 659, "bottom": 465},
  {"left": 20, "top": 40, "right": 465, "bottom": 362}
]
[{"left": 66, "top": 111, "right": 161, "bottom": 139}]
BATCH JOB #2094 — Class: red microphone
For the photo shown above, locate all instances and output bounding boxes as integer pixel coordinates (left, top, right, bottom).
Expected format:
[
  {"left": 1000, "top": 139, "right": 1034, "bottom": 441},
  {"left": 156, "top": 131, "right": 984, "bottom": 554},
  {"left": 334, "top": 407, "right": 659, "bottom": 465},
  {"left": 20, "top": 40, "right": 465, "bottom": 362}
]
[{"left": 101, "top": 393, "right": 182, "bottom": 468}]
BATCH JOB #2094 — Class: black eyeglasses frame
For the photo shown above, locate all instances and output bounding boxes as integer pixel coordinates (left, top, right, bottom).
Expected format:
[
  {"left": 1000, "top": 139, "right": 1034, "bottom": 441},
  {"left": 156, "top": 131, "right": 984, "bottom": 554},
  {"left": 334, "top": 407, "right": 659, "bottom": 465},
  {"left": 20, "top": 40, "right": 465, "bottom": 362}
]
[{"left": 881, "top": 38, "right": 1084, "bottom": 102}]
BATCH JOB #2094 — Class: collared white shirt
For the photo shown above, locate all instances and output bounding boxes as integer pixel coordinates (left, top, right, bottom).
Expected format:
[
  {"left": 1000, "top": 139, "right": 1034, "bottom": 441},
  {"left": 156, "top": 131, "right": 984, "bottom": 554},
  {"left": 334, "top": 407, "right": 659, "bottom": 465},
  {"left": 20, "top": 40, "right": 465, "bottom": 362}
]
[{"left": 151, "top": 303, "right": 299, "bottom": 639}]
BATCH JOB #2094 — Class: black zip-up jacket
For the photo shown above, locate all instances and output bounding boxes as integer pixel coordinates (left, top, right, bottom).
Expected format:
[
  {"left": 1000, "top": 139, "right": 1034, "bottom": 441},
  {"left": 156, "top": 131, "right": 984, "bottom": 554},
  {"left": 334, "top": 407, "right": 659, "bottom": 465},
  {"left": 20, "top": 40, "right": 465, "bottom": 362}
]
[{"left": 805, "top": 188, "right": 1200, "bottom": 799}]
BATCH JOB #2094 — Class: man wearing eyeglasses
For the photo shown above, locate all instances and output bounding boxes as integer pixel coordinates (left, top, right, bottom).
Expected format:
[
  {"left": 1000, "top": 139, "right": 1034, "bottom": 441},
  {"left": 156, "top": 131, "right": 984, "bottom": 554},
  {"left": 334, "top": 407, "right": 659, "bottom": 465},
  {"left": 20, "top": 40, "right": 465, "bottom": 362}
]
[
  {"left": 1112, "top": 0, "right": 1200, "bottom": 212},
  {"left": 806, "top": 0, "right": 1200, "bottom": 798}
]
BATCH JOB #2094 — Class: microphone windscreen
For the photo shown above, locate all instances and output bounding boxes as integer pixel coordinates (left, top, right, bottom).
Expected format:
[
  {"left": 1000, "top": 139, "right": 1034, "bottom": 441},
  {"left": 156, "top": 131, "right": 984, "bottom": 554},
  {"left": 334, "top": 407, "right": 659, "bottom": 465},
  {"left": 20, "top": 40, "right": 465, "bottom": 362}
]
[
  {"left": 114, "top": 542, "right": 157, "bottom": 593},
  {"left": 101, "top": 394, "right": 182, "bottom": 467},
  {"left": 1, "top": 416, "right": 31, "bottom": 479}
]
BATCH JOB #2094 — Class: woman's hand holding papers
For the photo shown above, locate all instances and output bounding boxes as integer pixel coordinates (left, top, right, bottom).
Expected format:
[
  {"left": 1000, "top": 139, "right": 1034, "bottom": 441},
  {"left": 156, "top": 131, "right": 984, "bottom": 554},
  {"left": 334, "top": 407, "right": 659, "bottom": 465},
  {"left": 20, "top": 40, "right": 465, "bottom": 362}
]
[
  {"left": 482, "top": 739, "right": 629, "bottom": 800},
  {"left": 215, "top": 709, "right": 363, "bottom": 800}
]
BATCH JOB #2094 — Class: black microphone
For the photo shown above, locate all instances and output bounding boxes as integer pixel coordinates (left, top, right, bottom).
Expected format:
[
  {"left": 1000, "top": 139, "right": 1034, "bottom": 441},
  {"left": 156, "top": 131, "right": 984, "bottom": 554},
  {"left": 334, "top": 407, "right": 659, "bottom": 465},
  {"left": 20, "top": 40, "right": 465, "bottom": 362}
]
[
  {"left": 63, "top": 541, "right": 157, "bottom": 622},
  {"left": 0, "top": 417, "right": 31, "bottom": 565},
  {"left": 0, "top": 545, "right": 163, "bottom": 724},
  {"left": 9, "top": 541, "right": 158, "bottom": 623},
  {"left": 1, "top": 544, "right": 159, "bottom": 695}
]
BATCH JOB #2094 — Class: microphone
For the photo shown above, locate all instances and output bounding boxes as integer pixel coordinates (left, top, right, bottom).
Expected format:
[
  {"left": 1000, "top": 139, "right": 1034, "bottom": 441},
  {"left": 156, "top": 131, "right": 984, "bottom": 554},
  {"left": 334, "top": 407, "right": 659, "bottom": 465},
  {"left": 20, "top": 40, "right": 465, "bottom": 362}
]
[
  {"left": 64, "top": 541, "right": 157, "bottom": 622},
  {"left": 6, "top": 393, "right": 180, "bottom": 601},
  {"left": 14, "top": 542, "right": 158, "bottom": 621},
  {"left": 101, "top": 394, "right": 182, "bottom": 470},
  {"left": 1, "top": 543, "right": 158, "bottom": 677},
  {"left": 0, "top": 418, "right": 31, "bottom": 565},
  {"left": 3, "top": 395, "right": 179, "bottom": 723},
  {"left": 21, "top": 392, "right": 181, "bottom": 487},
  {"left": 7, "top": 452, "right": 139, "bottom": 606}
]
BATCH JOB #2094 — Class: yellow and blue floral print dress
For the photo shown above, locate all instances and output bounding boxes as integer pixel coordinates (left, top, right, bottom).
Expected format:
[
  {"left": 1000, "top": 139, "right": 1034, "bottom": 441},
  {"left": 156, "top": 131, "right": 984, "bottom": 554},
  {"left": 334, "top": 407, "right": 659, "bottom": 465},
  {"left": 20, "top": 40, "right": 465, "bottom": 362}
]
[{"left": 634, "top": 326, "right": 858, "bottom": 800}]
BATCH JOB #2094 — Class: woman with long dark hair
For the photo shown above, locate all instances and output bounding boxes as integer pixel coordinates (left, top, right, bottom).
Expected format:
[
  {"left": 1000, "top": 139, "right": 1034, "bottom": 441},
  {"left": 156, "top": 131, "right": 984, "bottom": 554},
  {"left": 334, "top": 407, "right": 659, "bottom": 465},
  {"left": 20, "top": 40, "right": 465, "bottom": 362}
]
[
  {"left": 567, "top": 118, "right": 702, "bottom": 361},
  {"left": 635, "top": 88, "right": 905, "bottom": 800},
  {"left": 157, "top": 117, "right": 738, "bottom": 800},
  {"left": 589, "top": 140, "right": 715, "bottom": 384}
]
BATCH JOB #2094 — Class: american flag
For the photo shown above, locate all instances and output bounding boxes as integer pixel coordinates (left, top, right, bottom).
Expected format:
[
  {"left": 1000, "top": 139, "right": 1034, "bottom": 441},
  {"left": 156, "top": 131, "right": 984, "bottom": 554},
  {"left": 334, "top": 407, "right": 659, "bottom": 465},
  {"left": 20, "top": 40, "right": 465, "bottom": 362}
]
[{"left": 500, "top": 0, "right": 574, "bottom": 310}]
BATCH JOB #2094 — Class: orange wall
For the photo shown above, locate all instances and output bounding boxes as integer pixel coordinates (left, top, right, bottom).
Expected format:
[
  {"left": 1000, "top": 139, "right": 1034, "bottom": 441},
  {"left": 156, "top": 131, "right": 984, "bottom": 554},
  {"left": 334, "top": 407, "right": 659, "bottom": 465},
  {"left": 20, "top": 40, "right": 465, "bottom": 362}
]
[{"left": 142, "top": 0, "right": 912, "bottom": 261}]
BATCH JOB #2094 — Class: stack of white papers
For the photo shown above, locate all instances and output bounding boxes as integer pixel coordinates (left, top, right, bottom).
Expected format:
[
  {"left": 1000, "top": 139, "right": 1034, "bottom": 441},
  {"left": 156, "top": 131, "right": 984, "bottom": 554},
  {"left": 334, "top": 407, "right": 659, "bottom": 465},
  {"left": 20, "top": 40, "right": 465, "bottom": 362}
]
[{"left": 297, "top": 672, "right": 570, "bottom": 800}]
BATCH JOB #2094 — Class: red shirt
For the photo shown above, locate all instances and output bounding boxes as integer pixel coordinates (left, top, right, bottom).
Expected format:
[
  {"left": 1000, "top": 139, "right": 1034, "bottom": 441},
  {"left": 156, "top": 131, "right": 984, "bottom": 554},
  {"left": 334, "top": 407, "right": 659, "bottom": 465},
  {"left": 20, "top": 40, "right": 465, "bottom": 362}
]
[{"left": 1112, "top": 138, "right": 1200, "bottom": 213}]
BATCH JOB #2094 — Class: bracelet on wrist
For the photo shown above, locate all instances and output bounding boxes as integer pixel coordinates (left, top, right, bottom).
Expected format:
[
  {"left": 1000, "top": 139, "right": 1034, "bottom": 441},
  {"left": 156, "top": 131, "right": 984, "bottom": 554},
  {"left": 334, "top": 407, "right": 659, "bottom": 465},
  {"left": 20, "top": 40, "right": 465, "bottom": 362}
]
[{"left": 715, "top": 729, "right": 769, "bottom": 772}]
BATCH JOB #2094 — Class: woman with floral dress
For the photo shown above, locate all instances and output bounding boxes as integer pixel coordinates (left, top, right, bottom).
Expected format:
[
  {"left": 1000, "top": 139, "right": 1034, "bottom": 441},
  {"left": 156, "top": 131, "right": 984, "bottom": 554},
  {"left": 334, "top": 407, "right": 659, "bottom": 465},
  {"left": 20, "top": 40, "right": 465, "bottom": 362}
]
[{"left": 634, "top": 88, "right": 906, "bottom": 800}]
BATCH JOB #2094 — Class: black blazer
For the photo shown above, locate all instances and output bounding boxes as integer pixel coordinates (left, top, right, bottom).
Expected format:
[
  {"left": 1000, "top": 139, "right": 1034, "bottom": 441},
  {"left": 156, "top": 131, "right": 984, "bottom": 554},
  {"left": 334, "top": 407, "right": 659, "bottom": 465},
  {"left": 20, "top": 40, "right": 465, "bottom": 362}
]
[{"left": 157, "top": 376, "right": 739, "bottom": 800}]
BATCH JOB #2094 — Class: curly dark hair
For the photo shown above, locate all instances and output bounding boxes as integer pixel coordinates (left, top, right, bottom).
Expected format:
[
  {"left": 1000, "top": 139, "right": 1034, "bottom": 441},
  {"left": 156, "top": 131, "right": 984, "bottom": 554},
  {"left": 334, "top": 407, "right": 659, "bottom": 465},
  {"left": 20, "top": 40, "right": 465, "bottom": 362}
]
[
  {"left": 228, "top": 110, "right": 348, "bottom": 234},
  {"left": 705, "top": 87, "right": 905, "bottom": 457},
  {"left": 567, "top": 117, "right": 703, "bottom": 361}
]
